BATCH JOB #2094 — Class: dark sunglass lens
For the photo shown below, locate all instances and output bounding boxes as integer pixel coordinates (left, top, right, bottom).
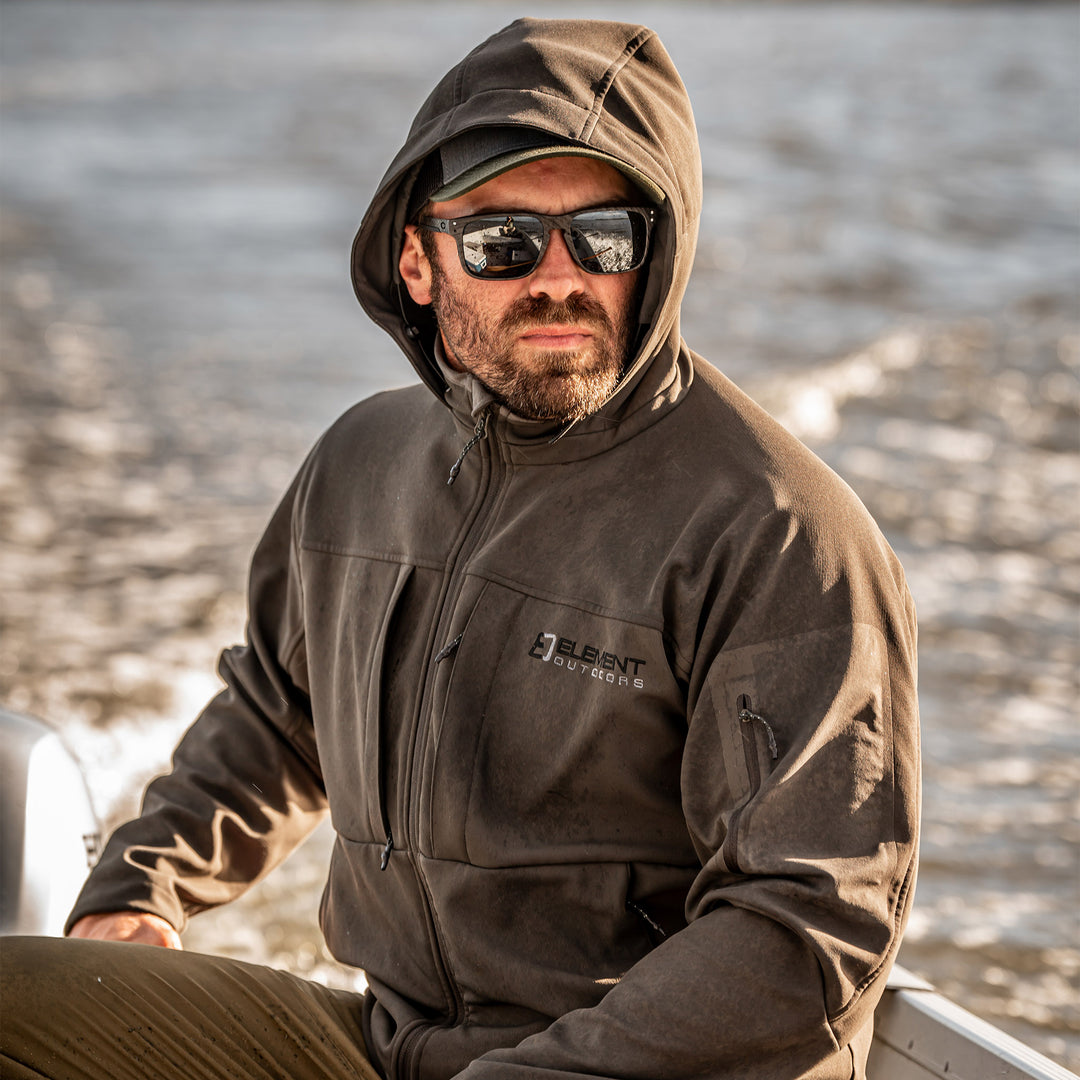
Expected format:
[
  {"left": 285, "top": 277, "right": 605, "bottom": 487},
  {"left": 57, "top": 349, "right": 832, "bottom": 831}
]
[
  {"left": 461, "top": 215, "right": 545, "bottom": 277},
  {"left": 569, "top": 210, "right": 646, "bottom": 273}
]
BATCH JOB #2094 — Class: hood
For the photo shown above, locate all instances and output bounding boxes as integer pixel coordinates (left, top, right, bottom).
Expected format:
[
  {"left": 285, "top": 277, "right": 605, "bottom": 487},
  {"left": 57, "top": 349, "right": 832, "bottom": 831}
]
[{"left": 351, "top": 17, "right": 702, "bottom": 422}]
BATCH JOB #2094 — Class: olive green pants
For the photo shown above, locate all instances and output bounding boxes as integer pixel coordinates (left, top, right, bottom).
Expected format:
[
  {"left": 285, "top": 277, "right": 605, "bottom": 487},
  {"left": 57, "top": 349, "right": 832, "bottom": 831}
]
[{"left": 0, "top": 936, "right": 382, "bottom": 1080}]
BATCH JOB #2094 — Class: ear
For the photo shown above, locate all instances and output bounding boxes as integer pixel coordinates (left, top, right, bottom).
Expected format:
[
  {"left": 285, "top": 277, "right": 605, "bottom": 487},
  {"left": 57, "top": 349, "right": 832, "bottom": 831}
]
[{"left": 399, "top": 225, "right": 433, "bottom": 306}]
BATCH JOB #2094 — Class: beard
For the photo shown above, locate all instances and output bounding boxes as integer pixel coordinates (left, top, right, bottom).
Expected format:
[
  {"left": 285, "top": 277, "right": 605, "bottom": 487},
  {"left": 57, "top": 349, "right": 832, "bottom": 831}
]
[{"left": 426, "top": 255, "right": 637, "bottom": 423}]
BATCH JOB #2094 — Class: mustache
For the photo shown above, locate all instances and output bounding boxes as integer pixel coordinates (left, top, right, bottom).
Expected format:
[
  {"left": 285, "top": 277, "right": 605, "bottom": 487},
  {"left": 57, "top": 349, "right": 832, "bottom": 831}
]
[{"left": 500, "top": 294, "right": 613, "bottom": 335}]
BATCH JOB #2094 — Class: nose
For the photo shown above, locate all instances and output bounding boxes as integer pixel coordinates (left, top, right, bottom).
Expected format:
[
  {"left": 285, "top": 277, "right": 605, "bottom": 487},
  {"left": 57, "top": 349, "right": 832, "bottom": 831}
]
[{"left": 527, "top": 227, "right": 586, "bottom": 301}]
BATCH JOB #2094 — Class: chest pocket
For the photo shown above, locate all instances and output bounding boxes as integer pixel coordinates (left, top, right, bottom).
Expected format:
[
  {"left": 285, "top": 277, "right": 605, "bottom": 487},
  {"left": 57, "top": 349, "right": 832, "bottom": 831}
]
[{"left": 420, "top": 576, "right": 690, "bottom": 869}]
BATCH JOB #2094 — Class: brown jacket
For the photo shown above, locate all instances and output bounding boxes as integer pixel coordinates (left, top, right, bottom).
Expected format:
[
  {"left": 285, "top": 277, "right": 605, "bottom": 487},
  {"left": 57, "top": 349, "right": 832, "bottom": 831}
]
[{"left": 70, "top": 19, "right": 920, "bottom": 1079}]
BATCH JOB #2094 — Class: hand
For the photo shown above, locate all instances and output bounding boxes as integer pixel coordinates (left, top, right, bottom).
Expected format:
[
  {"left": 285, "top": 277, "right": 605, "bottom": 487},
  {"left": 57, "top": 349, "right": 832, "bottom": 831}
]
[{"left": 68, "top": 911, "right": 183, "bottom": 950}]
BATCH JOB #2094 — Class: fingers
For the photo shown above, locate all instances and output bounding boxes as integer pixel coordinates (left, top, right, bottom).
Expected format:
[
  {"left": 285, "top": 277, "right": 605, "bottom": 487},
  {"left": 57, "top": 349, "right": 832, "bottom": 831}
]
[{"left": 68, "top": 911, "right": 183, "bottom": 950}]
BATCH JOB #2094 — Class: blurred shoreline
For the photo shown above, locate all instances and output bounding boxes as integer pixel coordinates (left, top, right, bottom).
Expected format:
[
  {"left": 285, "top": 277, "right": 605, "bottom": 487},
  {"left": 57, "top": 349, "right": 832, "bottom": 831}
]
[{"left": 2, "top": 1, "right": 1077, "bottom": 1067}]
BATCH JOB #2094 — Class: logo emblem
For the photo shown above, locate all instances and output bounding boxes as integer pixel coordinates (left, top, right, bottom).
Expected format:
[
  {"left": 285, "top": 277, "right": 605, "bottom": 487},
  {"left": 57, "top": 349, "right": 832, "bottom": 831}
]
[{"left": 528, "top": 631, "right": 646, "bottom": 689}]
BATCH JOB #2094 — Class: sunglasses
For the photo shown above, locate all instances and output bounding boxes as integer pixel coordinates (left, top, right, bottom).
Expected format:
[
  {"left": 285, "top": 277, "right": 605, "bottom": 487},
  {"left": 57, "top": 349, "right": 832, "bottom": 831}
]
[{"left": 417, "top": 207, "right": 655, "bottom": 280}]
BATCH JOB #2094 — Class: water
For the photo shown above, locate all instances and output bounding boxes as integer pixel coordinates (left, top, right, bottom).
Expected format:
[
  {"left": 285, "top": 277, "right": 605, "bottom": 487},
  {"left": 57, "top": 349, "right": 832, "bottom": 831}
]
[{"left": 1, "top": 1, "right": 1077, "bottom": 1067}]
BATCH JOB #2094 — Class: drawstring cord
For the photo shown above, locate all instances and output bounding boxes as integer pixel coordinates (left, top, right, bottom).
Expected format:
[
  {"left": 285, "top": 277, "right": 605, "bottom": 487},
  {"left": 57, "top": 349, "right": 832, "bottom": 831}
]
[{"left": 447, "top": 409, "right": 489, "bottom": 485}]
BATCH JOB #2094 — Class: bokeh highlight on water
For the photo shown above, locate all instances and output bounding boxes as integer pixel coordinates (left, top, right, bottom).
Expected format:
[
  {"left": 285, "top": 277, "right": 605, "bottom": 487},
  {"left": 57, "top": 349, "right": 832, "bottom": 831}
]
[{"left": 1, "top": 1, "right": 1077, "bottom": 1068}]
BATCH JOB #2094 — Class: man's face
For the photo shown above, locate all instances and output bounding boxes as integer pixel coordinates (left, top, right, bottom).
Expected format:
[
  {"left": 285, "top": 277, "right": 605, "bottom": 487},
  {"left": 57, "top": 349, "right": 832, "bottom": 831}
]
[{"left": 399, "top": 157, "right": 643, "bottom": 422}]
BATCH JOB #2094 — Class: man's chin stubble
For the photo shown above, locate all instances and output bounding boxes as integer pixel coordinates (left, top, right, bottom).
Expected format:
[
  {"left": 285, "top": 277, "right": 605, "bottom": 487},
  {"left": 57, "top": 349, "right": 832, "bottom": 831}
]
[{"left": 489, "top": 350, "right": 623, "bottom": 421}]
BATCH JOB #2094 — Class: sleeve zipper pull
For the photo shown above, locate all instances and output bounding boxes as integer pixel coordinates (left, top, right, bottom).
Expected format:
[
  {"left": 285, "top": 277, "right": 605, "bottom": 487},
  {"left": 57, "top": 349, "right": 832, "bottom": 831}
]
[
  {"left": 447, "top": 410, "right": 489, "bottom": 486},
  {"left": 380, "top": 832, "right": 394, "bottom": 871},
  {"left": 738, "top": 695, "right": 779, "bottom": 760}
]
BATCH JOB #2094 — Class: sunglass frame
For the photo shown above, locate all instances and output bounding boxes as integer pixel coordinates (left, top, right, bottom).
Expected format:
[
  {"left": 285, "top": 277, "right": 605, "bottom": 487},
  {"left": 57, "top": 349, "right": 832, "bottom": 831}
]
[{"left": 417, "top": 207, "right": 655, "bottom": 279}]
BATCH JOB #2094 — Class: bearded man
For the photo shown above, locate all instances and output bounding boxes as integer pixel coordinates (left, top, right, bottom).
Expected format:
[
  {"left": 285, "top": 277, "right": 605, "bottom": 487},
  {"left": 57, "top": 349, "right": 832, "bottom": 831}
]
[{"left": 2, "top": 18, "right": 920, "bottom": 1080}]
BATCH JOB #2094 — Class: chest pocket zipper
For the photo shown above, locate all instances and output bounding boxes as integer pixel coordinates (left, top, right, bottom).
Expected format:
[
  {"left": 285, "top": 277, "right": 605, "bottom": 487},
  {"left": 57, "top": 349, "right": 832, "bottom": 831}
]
[
  {"left": 737, "top": 694, "right": 778, "bottom": 762},
  {"left": 433, "top": 633, "right": 463, "bottom": 664},
  {"left": 726, "top": 694, "right": 781, "bottom": 873}
]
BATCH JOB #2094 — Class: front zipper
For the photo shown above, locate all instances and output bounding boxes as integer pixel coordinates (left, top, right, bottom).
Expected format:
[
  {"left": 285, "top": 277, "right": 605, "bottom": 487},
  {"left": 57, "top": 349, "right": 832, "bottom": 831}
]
[{"left": 394, "top": 408, "right": 505, "bottom": 1066}]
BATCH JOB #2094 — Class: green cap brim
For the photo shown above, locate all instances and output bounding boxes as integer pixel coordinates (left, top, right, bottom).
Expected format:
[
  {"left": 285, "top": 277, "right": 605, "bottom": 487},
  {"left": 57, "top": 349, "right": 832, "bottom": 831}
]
[{"left": 429, "top": 145, "right": 665, "bottom": 205}]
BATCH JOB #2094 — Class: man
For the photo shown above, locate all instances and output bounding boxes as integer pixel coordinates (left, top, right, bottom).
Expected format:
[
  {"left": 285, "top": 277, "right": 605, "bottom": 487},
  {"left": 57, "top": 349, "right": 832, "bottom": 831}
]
[{"left": 2, "top": 17, "right": 920, "bottom": 1080}]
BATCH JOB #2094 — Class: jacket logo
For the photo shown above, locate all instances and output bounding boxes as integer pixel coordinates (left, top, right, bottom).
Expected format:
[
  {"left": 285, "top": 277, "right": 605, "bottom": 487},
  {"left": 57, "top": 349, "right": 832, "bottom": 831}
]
[{"left": 529, "top": 631, "right": 646, "bottom": 689}]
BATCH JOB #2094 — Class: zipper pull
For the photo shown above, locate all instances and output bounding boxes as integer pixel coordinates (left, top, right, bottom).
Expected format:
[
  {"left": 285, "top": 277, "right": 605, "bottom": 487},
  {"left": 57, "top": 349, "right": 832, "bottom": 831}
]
[
  {"left": 737, "top": 695, "right": 778, "bottom": 760},
  {"left": 626, "top": 899, "right": 668, "bottom": 942},
  {"left": 433, "top": 633, "right": 463, "bottom": 664},
  {"left": 447, "top": 409, "right": 489, "bottom": 486},
  {"left": 380, "top": 832, "right": 394, "bottom": 871}
]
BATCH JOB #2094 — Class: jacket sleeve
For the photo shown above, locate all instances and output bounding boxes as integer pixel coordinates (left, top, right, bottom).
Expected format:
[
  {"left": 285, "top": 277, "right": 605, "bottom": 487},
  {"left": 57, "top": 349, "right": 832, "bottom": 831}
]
[
  {"left": 66, "top": 469, "right": 327, "bottom": 935},
  {"left": 458, "top": 497, "right": 921, "bottom": 1079}
]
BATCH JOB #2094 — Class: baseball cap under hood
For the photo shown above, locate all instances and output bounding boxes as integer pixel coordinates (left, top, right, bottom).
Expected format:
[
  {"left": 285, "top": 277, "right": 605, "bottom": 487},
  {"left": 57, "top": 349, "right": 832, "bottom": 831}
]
[{"left": 407, "top": 126, "right": 666, "bottom": 214}]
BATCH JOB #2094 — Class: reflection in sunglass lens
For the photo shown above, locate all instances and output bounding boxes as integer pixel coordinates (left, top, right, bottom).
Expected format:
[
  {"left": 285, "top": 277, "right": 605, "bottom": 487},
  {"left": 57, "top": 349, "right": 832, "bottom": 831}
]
[
  {"left": 570, "top": 211, "right": 640, "bottom": 273},
  {"left": 461, "top": 216, "right": 545, "bottom": 277}
]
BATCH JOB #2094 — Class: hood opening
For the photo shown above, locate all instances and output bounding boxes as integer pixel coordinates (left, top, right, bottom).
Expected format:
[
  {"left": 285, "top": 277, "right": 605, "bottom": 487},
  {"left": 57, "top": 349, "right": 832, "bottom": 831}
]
[{"left": 351, "top": 18, "right": 702, "bottom": 428}]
